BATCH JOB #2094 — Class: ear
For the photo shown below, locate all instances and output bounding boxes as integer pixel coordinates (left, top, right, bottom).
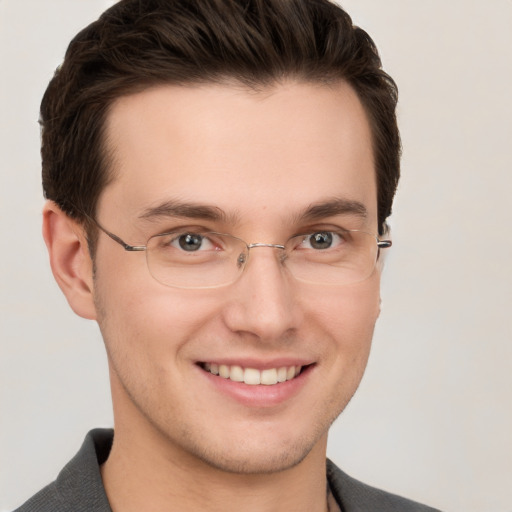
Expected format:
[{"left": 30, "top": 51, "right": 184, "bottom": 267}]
[{"left": 42, "top": 201, "right": 97, "bottom": 320}]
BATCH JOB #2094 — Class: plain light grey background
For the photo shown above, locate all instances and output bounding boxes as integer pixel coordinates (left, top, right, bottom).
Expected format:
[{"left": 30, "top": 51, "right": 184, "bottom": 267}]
[{"left": 1, "top": 1, "right": 511, "bottom": 511}]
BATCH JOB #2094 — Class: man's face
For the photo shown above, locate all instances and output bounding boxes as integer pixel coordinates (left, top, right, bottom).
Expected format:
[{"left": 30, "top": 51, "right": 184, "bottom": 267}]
[{"left": 92, "top": 81, "right": 380, "bottom": 473}]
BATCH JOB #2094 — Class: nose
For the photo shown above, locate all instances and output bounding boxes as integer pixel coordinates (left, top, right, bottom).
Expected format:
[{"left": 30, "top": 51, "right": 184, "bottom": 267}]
[{"left": 221, "top": 245, "right": 300, "bottom": 342}]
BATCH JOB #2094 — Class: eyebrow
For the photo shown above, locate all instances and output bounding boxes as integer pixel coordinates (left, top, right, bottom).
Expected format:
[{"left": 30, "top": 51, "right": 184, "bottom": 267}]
[
  {"left": 298, "top": 197, "right": 368, "bottom": 223},
  {"left": 138, "top": 197, "right": 367, "bottom": 225},
  {"left": 138, "top": 199, "right": 236, "bottom": 224}
]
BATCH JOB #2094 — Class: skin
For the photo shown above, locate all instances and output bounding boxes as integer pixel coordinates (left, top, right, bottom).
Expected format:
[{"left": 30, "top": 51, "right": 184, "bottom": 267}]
[{"left": 44, "top": 81, "right": 382, "bottom": 512}]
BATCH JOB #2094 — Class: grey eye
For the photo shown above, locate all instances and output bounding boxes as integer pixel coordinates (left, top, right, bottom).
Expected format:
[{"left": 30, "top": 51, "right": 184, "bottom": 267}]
[
  {"left": 178, "top": 233, "right": 204, "bottom": 251},
  {"left": 309, "top": 232, "right": 333, "bottom": 250}
]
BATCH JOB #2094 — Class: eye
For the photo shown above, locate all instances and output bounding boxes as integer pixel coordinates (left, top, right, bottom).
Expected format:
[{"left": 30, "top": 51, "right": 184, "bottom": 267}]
[
  {"left": 174, "top": 233, "right": 215, "bottom": 252},
  {"left": 300, "top": 231, "right": 344, "bottom": 250}
]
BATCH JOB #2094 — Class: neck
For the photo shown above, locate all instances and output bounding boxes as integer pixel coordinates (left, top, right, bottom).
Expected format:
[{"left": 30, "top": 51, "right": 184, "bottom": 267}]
[{"left": 101, "top": 417, "right": 329, "bottom": 512}]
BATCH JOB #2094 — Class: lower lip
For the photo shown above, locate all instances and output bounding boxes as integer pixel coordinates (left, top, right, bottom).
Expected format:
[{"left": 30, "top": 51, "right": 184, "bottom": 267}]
[{"left": 198, "top": 365, "right": 314, "bottom": 408}]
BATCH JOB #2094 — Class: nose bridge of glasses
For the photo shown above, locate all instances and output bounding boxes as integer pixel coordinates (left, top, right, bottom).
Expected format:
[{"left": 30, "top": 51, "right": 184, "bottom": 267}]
[
  {"left": 247, "top": 242, "right": 286, "bottom": 250},
  {"left": 237, "top": 242, "right": 287, "bottom": 269}
]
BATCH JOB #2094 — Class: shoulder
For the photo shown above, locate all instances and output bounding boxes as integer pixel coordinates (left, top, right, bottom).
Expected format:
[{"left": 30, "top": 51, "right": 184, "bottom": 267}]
[
  {"left": 327, "top": 459, "right": 442, "bottom": 512},
  {"left": 12, "top": 481, "right": 65, "bottom": 512},
  {"left": 13, "top": 429, "right": 113, "bottom": 512}
]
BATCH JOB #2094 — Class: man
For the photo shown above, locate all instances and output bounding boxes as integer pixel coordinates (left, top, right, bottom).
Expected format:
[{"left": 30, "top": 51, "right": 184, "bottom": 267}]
[{"left": 15, "top": 0, "right": 440, "bottom": 511}]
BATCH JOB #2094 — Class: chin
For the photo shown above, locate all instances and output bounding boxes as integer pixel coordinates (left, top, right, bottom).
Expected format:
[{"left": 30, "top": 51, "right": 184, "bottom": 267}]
[
  {"left": 188, "top": 435, "right": 319, "bottom": 475},
  {"left": 158, "top": 412, "right": 334, "bottom": 476}
]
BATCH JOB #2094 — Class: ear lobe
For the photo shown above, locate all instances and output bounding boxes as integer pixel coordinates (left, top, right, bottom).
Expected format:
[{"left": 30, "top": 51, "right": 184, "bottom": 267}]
[{"left": 42, "top": 201, "right": 97, "bottom": 320}]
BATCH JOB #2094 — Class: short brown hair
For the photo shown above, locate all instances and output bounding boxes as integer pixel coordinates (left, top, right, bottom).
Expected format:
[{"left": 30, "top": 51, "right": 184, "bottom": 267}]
[{"left": 41, "top": 0, "right": 400, "bottom": 247}]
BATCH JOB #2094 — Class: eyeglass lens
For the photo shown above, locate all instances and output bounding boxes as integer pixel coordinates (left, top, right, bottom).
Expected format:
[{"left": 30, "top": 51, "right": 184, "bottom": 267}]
[{"left": 144, "top": 230, "right": 382, "bottom": 289}]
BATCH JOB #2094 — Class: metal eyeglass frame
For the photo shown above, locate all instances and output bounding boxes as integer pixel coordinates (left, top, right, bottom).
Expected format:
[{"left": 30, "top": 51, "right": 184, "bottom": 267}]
[
  {"left": 89, "top": 218, "right": 392, "bottom": 254},
  {"left": 85, "top": 215, "right": 392, "bottom": 287}
]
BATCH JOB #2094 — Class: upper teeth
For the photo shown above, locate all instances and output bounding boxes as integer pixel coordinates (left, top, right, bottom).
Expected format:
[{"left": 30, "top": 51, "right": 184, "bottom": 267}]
[{"left": 204, "top": 363, "right": 302, "bottom": 385}]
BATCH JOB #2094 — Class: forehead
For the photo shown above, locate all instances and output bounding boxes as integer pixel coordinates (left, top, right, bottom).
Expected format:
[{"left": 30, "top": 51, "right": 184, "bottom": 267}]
[{"left": 100, "top": 81, "right": 377, "bottom": 232}]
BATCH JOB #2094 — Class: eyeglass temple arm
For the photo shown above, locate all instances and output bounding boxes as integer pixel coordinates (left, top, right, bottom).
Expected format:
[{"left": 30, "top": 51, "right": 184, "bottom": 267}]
[
  {"left": 91, "top": 219, "right": 146, "bottom": 252},
  {"left": 103, "top": 228, "right": 146, "bottom": 251},
  {"left": 377, "top": 240, "right": 392, "bottom": 249}
]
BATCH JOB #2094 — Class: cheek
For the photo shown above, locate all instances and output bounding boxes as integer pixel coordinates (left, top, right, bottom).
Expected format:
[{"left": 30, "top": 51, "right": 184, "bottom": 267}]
[
  {"left": 312, "top": 276, "right": 380, "bottom": 333},
  {"left": 93, "top": 264, "right": 222, "bottom": 361},
  {"left": 304, "top": 276, "right": 381, "bottom": 366}
]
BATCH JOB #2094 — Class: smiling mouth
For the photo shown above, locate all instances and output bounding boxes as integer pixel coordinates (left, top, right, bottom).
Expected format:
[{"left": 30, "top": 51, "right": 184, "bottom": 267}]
[{"left": 199, "top": 363, "right": 305, "bottom": 385}]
